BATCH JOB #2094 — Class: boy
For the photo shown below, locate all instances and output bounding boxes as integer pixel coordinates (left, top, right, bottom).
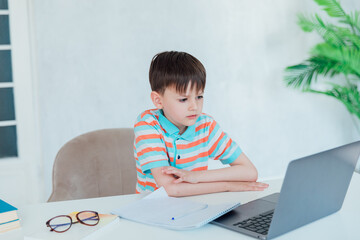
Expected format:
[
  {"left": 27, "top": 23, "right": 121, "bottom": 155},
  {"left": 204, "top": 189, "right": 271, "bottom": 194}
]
[{"left": 134, "top": 51, "right": 268, "bottom": 197}]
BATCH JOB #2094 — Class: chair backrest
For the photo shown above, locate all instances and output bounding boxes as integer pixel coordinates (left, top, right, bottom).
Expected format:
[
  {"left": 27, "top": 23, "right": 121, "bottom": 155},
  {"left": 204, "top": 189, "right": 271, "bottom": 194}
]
[{"left": 48, "top": 128, "right": 136, "bottom": 202}]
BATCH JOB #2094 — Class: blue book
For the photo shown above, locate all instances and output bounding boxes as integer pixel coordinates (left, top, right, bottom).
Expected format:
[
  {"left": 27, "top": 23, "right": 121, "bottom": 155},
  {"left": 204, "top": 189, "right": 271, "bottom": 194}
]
[
  {"left": 0, "top": 199, "right": 19, "bottom": 232},
  {"left": 0, "top": 199, "right": 18, "bottom": 214}
]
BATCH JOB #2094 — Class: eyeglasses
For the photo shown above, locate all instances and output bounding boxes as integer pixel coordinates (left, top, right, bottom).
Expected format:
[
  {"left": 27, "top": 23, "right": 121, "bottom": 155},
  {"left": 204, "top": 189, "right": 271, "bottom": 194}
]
[{"left": 46, "top": 210, "right": 99, "bottom": 233}]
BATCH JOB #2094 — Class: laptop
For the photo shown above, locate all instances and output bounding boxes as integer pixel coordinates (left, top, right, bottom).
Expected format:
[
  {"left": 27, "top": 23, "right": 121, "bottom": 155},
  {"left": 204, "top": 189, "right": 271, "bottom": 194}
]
[{"left": 212, "top": 140, "right": 360, "bottom": 239}]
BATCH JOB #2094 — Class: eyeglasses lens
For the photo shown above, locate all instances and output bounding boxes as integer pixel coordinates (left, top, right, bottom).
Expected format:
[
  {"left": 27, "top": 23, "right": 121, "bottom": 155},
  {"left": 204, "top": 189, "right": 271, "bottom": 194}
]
[
  {"left": 78, "top": 211, "right": 99, "bottom": 226},
  {"left": 49, "top": 216, "right": 72, "bottom": 232}
]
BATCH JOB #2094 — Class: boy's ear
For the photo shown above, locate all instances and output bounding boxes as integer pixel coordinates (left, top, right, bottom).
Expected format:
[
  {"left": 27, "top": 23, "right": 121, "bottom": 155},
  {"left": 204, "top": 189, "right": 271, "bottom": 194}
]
[{"left": 150, "top": 91, "right": 163, "bottom": 109}]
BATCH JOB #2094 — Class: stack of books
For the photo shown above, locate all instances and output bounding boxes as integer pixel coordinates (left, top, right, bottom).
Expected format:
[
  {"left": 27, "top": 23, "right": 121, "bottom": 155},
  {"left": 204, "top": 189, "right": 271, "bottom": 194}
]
[{"left": 0, "top": 199, "right": 20, "bottom": 233}]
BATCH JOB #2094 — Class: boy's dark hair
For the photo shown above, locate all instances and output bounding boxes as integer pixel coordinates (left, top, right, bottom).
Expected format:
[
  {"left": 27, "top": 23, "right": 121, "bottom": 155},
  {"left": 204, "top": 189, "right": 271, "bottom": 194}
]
[{"left": 149, "top": 51, "right": 206, "bottom": 95}]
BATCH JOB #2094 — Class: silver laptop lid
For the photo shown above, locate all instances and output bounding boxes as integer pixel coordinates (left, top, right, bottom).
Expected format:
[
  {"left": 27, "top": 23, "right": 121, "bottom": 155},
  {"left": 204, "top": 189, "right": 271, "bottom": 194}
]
[{"left": 267, "top": 141, "right": 360, "bottom": 239}]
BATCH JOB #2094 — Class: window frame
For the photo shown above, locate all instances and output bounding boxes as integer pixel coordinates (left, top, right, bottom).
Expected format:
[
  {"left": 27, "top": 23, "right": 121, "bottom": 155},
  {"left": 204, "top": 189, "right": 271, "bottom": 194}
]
[{"left": 0, "top": 0, "right": 42, "bottom": 204}]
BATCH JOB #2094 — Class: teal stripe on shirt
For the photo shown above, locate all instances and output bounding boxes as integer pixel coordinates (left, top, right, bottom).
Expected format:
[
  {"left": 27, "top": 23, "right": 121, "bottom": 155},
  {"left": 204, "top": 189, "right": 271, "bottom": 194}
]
[
  {"left": 220, "top": 147, "right": 242, "bottom": 164},
  {"left": 141, "top": 160, "right": 169, "bottom": 173},
  {"left": 207, "top": 123, "right": 221, "bottom": 144}
]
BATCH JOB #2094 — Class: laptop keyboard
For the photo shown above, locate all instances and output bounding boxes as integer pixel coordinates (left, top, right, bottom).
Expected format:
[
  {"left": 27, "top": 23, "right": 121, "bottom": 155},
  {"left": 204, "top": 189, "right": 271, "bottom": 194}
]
[{"left": 233, "top": 209, "right": 274, "bottom": 235}]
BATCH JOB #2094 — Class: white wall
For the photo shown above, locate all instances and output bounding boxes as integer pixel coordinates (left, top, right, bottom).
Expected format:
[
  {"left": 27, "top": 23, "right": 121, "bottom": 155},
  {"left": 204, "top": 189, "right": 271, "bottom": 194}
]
[{"left": 31, "top": 0, "right": 360, "bottom": 201}]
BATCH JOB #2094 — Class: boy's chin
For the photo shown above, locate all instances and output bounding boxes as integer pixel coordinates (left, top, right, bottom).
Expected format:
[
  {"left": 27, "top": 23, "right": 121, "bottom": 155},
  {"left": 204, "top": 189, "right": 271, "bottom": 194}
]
[{"left": 184, "top": 118, "right": 199, "bottom": 125}]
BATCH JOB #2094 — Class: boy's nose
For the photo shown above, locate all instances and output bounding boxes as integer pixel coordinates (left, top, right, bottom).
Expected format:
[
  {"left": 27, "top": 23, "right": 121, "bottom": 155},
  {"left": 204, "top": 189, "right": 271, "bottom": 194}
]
[{"left": 188, "top": 100, "right": 198, "bottom": 111}]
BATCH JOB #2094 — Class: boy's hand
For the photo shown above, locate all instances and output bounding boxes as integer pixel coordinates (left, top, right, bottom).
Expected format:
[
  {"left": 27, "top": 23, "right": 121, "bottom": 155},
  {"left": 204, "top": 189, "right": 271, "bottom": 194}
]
[
  {"left": 161, "top": 166, "right": 199, "bottom": 184},
  {"left": 161, "top": 166, "right": 269, "bottom": 191},
  {"left": 227, "top": 181, "right": 269, "bottom": 192}
]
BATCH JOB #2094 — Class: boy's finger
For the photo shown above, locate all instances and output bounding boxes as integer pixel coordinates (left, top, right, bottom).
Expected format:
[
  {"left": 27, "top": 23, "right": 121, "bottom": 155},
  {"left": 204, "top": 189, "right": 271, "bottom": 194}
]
[
  {"left": 240, "top": 183, "right": 268, "bottom": 191},
  {"left": 173, "top": 178, "right": 183, "bottom": 184},
  {"left": 256, "top": 183, "right": 269, "bottom": 187},
  {"left": 166, "top": 169, "right": 179, "bottom": 176},
  {"left": 163, "top": 168, "right": 175, "bottom": 173},
  {"left": 250, "top": 182, "right": 269, "bottom": 187},
  {"left": 245, "top": 186, "right": 265, "bottom": 191},
  {"left": 162, "top": 167, "right": 172, "bottom": 172}
]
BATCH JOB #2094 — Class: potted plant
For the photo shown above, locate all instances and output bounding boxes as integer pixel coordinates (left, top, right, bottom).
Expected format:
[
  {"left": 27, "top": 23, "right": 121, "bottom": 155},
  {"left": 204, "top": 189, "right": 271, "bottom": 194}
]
[{"left": 284, "top": 0, "right": 360, "bottom": 134}]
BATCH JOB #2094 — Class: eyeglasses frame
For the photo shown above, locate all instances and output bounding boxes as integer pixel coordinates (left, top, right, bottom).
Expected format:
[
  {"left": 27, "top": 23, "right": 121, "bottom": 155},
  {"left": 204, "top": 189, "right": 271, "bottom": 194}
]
[{"left": 46, "top": 210, "right": 100, "bottom": 233}]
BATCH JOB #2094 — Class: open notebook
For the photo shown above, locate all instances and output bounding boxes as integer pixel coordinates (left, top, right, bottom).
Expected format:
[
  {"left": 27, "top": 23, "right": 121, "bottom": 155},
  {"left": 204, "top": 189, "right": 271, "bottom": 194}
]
[{"left": 111, "top": 187, "right": 240, "bottom": 230}]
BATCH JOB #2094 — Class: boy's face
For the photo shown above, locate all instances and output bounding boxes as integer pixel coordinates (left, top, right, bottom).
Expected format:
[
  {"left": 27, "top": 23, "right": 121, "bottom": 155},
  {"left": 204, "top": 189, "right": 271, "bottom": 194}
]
[{"left": 151, "top": 83, "right": 204, "bottom": 134}]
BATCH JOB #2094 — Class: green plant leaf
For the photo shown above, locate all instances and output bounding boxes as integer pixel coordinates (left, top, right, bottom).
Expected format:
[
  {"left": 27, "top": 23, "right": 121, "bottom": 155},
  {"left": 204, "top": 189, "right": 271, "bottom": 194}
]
[
  {"left": 348, "top": 11, "right": 360, "bottom": 33},
  {"left": 298, "top": 14, "right": 316, "bottom": 32},
  {"left": 285, "top": 0, "right": 360, "bottom": 124},
  {"left": 284, "top": 55, "right": 344, "bottom": 90},
  {"left": 334, "top": 27, "right": 360, "bottom": 49},
  {"left": 309, "top": 83, "right": 360, "bottom": 119},
  {"left": 311, "top": 43, "right": 360, "bottom": 76},
  {"left": 314, "top": 0, "right": 359, "bottom": 34},
  {"left": 314, "top": 0, "right": 347, "bottom": 18},
  {"left": 297, "top": 14, "right": 344, "bottom": 46}
]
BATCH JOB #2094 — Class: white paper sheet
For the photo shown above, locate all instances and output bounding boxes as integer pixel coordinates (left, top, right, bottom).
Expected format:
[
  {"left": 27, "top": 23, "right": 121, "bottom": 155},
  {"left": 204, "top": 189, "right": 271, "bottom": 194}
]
[{"left": 111, "top": 187, "right": 240, "bottom": 230}]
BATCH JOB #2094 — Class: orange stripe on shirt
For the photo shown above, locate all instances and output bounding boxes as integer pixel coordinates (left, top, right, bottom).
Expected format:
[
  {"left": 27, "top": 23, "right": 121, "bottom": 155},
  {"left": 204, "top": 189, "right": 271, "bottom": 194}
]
[
  {"left": 136, "top": 166, "right": 145, "bottom": 174},
  {"left": 140, "top": 109, "right": 156, "bottom": 118},
  {"left": 214, "top": 138, "right": 233, "bottom": 160},
  {"left": 137, "top": 179, "right": 146, "bottom": 187},
  {"left": 177, "top": 136, "right": 209, "bottom": 149},
  {"left": 136, "top": 134, "right": 160, "bottom": 144},
  {"left": 176, "top": 151, "right": 208, "bottom": 164},
  {"left": 140, "top": 159, "right": 168, "bottom": 167},
  {"left": 137, "top": 179, "right": 157, "bottom": 189},
  {"left": 138, "top": 147, "right": 167, "bottom": 157},
  {"left": 209, "top": 120, "right": 217, "bottom": 134},
  {"left": 195, "top": 122, "right": 208, "bottom": 132},
  {"left": 208, "top": 132, "right": 225, "bottom": 156},
  {"left": 191, "top": 166, "right": 208, "bottom": 171},
  {"left": 165, "top": 141, "right": 173, "bottom": 148},
  {"left": 134, "top": 120, "right": 158, "bottom": 128}
]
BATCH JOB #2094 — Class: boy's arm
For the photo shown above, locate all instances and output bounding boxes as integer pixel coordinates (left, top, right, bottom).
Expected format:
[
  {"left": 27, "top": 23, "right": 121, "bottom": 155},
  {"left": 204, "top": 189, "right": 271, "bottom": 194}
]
[
  {"left": 151, "top": 164, "right": 268, "bottom": 197},
  {"left": 161, "top": 152, "right": 258, "bottom": 184}
]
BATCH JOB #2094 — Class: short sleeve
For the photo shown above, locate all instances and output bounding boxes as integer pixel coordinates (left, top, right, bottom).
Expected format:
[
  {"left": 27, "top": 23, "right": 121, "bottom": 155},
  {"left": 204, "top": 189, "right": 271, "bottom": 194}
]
[
  {"left": 134, "top": 119, "right": 170, "bottom": 174},
  {"left": 207, "top": 119, "right": 242, "bottom": 164}
]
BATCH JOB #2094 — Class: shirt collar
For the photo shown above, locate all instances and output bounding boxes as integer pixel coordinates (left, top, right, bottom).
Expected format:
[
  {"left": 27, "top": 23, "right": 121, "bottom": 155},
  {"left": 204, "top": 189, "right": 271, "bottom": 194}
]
[{"left": 157, "top": 109, "right": 196, "bottom": 142}]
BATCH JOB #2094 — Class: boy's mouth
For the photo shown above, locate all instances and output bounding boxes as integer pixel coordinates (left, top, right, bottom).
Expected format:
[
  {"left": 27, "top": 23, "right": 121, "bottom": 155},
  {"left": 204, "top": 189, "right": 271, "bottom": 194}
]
[{"left": 187, "top": 114, "right": 198, "bottom": 119}]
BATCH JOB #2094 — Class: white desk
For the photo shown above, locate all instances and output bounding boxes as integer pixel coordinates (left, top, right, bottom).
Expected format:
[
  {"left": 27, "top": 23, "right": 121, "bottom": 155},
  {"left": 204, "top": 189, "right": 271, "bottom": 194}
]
[{"left": 4, "top": 174, "right": 360, "bottom": 240}]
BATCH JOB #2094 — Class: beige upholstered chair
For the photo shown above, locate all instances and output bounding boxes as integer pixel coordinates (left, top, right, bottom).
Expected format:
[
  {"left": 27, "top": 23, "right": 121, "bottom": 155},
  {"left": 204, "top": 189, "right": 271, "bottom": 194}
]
[{"left": 48, "top": 128, "right": 136, "bottom": 202}]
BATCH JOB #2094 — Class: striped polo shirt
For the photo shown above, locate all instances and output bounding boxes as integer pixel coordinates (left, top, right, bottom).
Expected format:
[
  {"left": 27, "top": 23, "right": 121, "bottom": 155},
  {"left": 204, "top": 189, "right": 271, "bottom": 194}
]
[{"left": 134, "top": 109, "right": 242, "bottom": 193}]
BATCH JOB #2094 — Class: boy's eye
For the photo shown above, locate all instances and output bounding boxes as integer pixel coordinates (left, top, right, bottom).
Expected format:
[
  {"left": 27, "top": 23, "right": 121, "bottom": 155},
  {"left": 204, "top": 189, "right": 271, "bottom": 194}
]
[
  {"left": 179, "top": 98, "right": 187, "bottom": 102},
  {"left": 197, "top": 96, "right": 204, "bottom": 100}
]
